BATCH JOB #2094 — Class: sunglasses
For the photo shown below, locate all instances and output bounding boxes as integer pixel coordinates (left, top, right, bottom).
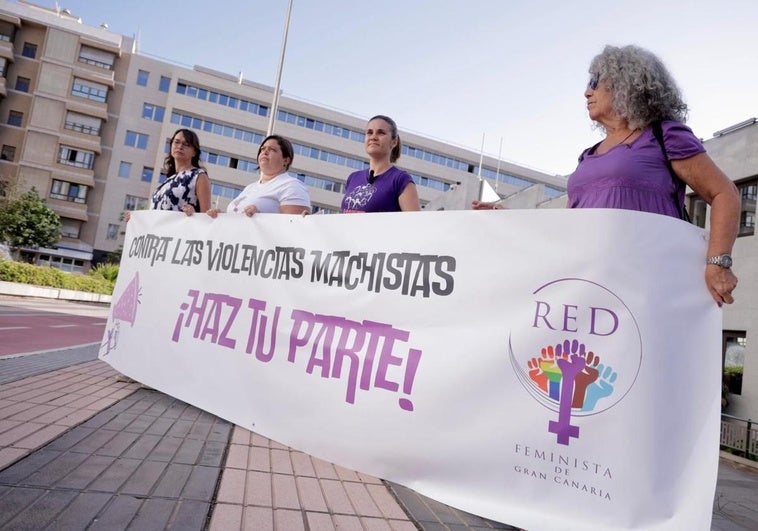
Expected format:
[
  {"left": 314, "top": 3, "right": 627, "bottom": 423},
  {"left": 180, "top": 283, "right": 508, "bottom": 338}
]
[{"left": 587, "top": 73, "right": 600, "bottom": 90}]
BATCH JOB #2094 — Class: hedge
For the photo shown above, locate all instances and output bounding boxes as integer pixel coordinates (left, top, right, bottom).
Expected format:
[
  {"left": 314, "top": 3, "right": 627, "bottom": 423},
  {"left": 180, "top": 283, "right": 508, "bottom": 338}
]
[{"left": 0, "top": 259, "right": 116, "bottom": 295}]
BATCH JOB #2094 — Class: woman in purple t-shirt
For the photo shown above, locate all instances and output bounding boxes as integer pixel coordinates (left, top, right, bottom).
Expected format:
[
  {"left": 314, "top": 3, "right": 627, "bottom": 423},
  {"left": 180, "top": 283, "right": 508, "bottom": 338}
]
[
  {"left": 570, "top": 45, "right": 739, "bottom": 306},
  {"left": 341, "top": 115, "right": 420, "bottom": 213}
]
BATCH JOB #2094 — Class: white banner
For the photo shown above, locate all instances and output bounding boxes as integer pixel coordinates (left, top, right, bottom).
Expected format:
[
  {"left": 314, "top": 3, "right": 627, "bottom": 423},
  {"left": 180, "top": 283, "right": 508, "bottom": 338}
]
[{"left": 100, "top": 209, "right": 720, "bottom": 530}]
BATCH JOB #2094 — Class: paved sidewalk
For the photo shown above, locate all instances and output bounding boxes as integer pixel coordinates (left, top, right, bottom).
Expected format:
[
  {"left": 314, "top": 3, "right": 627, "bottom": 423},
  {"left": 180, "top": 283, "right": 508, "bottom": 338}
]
[
  {"left": 1, "top": 297, "right": 756, "bottom": 530},
  {"left": 0, "top": 345, "right": 515, "bottom": 530}
]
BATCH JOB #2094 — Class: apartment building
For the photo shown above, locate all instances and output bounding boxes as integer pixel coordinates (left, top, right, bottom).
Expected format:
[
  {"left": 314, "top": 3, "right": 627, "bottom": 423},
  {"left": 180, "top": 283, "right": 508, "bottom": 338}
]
[{"left": 0, "top": 0, "right": 566, "bottom": 272}]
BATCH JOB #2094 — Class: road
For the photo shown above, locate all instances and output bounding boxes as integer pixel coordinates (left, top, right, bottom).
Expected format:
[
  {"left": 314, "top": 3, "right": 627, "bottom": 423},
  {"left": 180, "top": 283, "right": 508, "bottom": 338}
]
[{"left": 0, "top": 296, "right": 110, "bottom": 357}]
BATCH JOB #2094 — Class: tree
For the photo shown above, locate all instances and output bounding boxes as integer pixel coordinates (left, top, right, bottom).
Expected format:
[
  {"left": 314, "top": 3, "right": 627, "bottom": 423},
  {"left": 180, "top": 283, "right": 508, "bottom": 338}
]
[{"left": 0, "top": 188, "right": 61, "bottom": 252}]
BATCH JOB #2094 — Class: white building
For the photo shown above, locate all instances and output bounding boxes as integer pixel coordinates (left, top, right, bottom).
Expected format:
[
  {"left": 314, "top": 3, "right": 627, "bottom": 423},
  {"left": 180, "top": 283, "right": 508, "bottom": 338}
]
[{"left": 0, "top": 0, "right": 565, "bottom": 270}]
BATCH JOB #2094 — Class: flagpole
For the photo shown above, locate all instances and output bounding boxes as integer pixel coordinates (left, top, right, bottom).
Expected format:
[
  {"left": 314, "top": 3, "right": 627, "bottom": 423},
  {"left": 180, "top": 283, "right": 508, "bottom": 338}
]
[
  {"left": 266, "top": 0, "right": 294, "bottom": 136},
  {"left": 477, "top": 133, "right": 485, "bottom": 201},
  {"left": 495, "top": 137, "right": 503, "bottom": 193}
]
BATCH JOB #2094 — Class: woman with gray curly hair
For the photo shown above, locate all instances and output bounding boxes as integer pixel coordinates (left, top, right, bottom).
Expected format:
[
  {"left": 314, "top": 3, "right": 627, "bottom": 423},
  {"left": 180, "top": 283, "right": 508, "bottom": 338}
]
[{"left": 568, "top": 44, "right": 740, "bottom": 306}]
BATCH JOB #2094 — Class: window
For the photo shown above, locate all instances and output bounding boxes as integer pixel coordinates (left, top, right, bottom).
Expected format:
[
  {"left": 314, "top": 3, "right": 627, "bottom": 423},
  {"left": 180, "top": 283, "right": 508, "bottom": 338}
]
[
  {"left": 723, "top": 331, "right": 746, "bottom": 396},
  {"left": 0, "top": 20, "right": 14, "bottom": 42},
  {"left": 57, "top": 146, "right": 95, "bottom": 169},
  {"left": 64, "top": 111, "right": 102, "bottom": 136},
  {"left": 0, "top": 57, "right": 7, "bottom": 77},
  {"left": 125, "top": 131, "right": 149, "bottom": 150},
  {"left": 37, "top": 255, "right": 84, "bottom": 273},
  {"left": 106, "top": 224, "right": 119, "bottom": 240},
  {"left": 141, "top": 167, "right": 153, "bottom": 182},
  {"left": 7, "top": 111, "right": 22, "bottom": 127},
  {"left": 142, "top": 103, "right": 165, "bottom": 122},
  {"left": 60, "top": 219, "right": 81, "bottom": 238},
  {"left": 690, "top": 197, "right": 707, "bottom": 229},
  {"left": 118, "top": 161, "right": 131, "bottom": 178},
  {"left": 124, "top": 194, "right": 149, "bottom": 211},
  {"left": 77, "top": 45, "right": 115, "bottom": 70},
  {"left": 1, "top": 145, "right": 15, "bottom": 161},
  {"left": 50, "top": 179, "right": 88, "bottom": 203},
  {"left": 159, "top": 76, "right": 171, "bottom": 92},
  {"left": 71, "top": 78, "right": 107, "bottom": 102},
  {"left": 736, "top": 180, "right": 757, "bottom": 236},
  {"left": 22, "top": 42, "right": 37, "bottom": 58},
  {"left": 137, "top": 70, "right": 149, "bottom": 86},
  {"left": 15, "top": 76, "right": 30, "bottom": 92}
]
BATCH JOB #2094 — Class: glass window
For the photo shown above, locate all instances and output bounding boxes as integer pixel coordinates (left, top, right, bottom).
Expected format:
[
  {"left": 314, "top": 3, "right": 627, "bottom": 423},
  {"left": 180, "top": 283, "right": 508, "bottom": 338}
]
[
  {"left": 64, "top": 111, "right": 101, "bottom": 136},
  {"left": 15, "top": 77, "right": 30, "bottom": 92},
  {"left": 737, "top": 180, "right": 757, "bottom": 237},
  {"left": 124, "top": 194, "right": 149, "bottom": 210},
  {"left": 142, "top": 103, "right": 165, "bottom": 122},
  {"left": 125, "top": 131, "right": 149, "bottom": 150},
  {"left": 58, "top": 146, "right": 95, "bottom": 169},
  {"left": 72, "top": 78, "right": 107, "bottom": 102},
  {"left": 137, "top": 70, "right": 149, "bottom": 86},
  {"left": 0, "top": 21, "right": 14, "bottom": 42},
  {"left": 106, "top": 224, "right": 119, "bottom": 240},
  {"left": 1, "top": 145, "right": 15, "bottom": 161},
  {"left": 176, "top": 82, "right": 187, "bottom": 94},
  {"left": 22, "top": 42, "right": 37, "bottom": 58},
  {"left": 141, "top": 167, "right": 153, "bottom": 182},
  {"left": 7, "top": 111, "right": 23, "bottom": 127},
  {"left": 723, "top": 331, "right": 746, "bottom": 396},
  {"left": 50, "top": 179, "right": 88, "bottom": 203},
  {"left": 159, "top": 75, "right": 171, "bottom": 92},
  {"left": 78, "top": 45, "right": 115, "bottom": 70},
  {"left": 118, "top": 161, "right": 131, "bottom": 178}
]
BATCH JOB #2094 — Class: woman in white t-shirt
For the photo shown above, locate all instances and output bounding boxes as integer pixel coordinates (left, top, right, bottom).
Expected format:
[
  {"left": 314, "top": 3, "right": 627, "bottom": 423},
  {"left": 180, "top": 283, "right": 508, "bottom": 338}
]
[{"left": 207, "top": 135, "right": 311, "bottom": 217}]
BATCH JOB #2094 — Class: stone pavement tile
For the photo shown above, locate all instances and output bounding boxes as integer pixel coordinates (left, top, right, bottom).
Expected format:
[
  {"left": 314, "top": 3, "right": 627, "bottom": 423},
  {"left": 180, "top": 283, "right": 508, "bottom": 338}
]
[
  {"left": 209, "top": 502, "right": 243, "bottom": 530},
  {"left": 0, "top": 359, "right": 140, "bottom": 471},
  {"left": 333, "top": 513, "right": 364, "bottom": 530},
  {"left": 272, "top": 472, "right": 300, "bottom": 509},
  {"left": 274, "top": 508, "right": 306, "bottom": 530},
  {"left": 296, "top": 476, "right": 328, "bottom": 511},
  {"left": 344, "top": 481, "right": 384, "bottom": 518},
  {"left": 245, "top": 469, "right": 273, "bottom": 506},
  {"left": 0, "top": 388, "right": 232, "bottom": 530},
  {"left": 243, "top": 506, "right": 274, "bottom": 530},
  {"left": 321, "top": 478, "right": 357, "bottom": 514},
  {"left": 87, "top": 495, "right": 141, "bottom": 530},
  {"left": 306, "top": 510, "right": 336, "bottom": 531}
]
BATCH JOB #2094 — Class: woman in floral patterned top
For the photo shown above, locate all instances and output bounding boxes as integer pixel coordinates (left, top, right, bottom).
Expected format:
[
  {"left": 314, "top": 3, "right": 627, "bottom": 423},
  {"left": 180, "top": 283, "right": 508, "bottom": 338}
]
[{"left": 151, "top": 128, "right": 211, "bottom": 215}]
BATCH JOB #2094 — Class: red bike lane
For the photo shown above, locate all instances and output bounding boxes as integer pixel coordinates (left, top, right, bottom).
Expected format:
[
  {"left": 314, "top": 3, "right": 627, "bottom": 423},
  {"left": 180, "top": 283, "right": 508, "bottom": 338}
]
[{"left": 0, "top": 312, "right": 106, "bottom": 357}]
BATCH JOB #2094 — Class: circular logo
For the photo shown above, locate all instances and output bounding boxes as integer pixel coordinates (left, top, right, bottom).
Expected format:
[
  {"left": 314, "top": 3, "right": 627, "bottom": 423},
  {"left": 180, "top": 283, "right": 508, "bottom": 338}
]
[{"left": 509, "top": 278, "right": 642, "bottom": 417}]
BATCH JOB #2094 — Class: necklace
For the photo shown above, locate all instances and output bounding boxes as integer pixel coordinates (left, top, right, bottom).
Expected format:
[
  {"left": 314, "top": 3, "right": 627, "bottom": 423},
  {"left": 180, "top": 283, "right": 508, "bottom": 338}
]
[{"left": 615, "top": 129, "right": 638, "bottom": 147}]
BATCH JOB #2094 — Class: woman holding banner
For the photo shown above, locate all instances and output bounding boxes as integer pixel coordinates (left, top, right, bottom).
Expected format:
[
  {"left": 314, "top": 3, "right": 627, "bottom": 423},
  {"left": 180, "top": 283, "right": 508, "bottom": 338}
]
[
  {"left": 206, "top": 134, "right": 311, "bottom": 217},
  {"left": 475, "top": 45, "right": 740, "bottom": 306},
  {"left": 341, "top": 115, "right": 420, "bottom": 213},
  {"left": 572, "top": 44, "right": 739, "bottom": 306},
  {"left": 126, "top": 128, "right": 211, "bottom": 220}
]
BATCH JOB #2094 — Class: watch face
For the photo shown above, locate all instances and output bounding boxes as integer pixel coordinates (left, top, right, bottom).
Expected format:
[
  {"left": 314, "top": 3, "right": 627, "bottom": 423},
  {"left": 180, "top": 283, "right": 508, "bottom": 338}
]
[{"left": 721, "top": 255, "right": 733, "bottom": 268}]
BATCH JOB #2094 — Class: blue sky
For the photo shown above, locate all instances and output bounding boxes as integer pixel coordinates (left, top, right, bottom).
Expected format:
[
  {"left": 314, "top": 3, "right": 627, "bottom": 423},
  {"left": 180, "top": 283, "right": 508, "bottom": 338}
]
[{"left": 36, "top": 0, "right": 758, "bottom": 176}]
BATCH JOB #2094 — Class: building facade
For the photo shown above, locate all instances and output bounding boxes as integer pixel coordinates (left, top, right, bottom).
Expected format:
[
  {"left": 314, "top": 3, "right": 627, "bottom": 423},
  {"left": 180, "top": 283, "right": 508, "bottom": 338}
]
[
  {"left": 700, "top": 118, "right": 758, "bottom": 421},
  {"left": 0, "top": 0, "right": 566, "bottom": 272}
]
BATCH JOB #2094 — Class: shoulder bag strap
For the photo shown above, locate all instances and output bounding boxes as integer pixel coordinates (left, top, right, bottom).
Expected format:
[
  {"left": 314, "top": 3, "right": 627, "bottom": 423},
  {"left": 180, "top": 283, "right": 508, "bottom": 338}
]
[{"left": 651, "top": 121, "right": 690, "bottom": 222}]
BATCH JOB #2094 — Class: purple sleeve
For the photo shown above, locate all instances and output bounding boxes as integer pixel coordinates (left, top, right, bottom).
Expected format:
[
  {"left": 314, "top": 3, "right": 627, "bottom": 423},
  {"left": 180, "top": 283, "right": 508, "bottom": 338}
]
[
  {"left": 661, "top": 121, "right": 706, "bottom": 160},
  {"left": 393, "top": 170, "right": 415, "bottom": 196}
]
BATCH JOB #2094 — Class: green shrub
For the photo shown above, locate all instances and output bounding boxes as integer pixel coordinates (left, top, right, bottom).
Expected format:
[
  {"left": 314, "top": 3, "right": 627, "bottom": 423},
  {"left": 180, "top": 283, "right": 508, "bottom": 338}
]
[
  {"left": 0, "top": 259, "right": 114, "bottom": 295},
  {"left": 89, "top": 263, "right": 119, "bottom": 283}
]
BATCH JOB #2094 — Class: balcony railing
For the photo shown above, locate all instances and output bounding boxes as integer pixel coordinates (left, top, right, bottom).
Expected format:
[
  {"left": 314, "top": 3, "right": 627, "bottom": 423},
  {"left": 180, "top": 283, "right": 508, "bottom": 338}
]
[{"left": 721, "top": 414, "right": 757, "bottom": 460}]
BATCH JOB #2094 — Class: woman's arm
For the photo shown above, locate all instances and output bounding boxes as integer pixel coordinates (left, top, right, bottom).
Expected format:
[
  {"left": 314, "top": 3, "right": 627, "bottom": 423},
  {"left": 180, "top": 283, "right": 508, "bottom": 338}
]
[
  {"left": 398, "top": 183, "right": 421, "bottom": 211},
  {"left": 280, "top": 204, "right": 311, "bottom": 215},
  {"left": 672, "top": 153, "right": 740, "bottom": 305},
  {"left": 196, "top": 172, "right": 212, "bottom": 213}
]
